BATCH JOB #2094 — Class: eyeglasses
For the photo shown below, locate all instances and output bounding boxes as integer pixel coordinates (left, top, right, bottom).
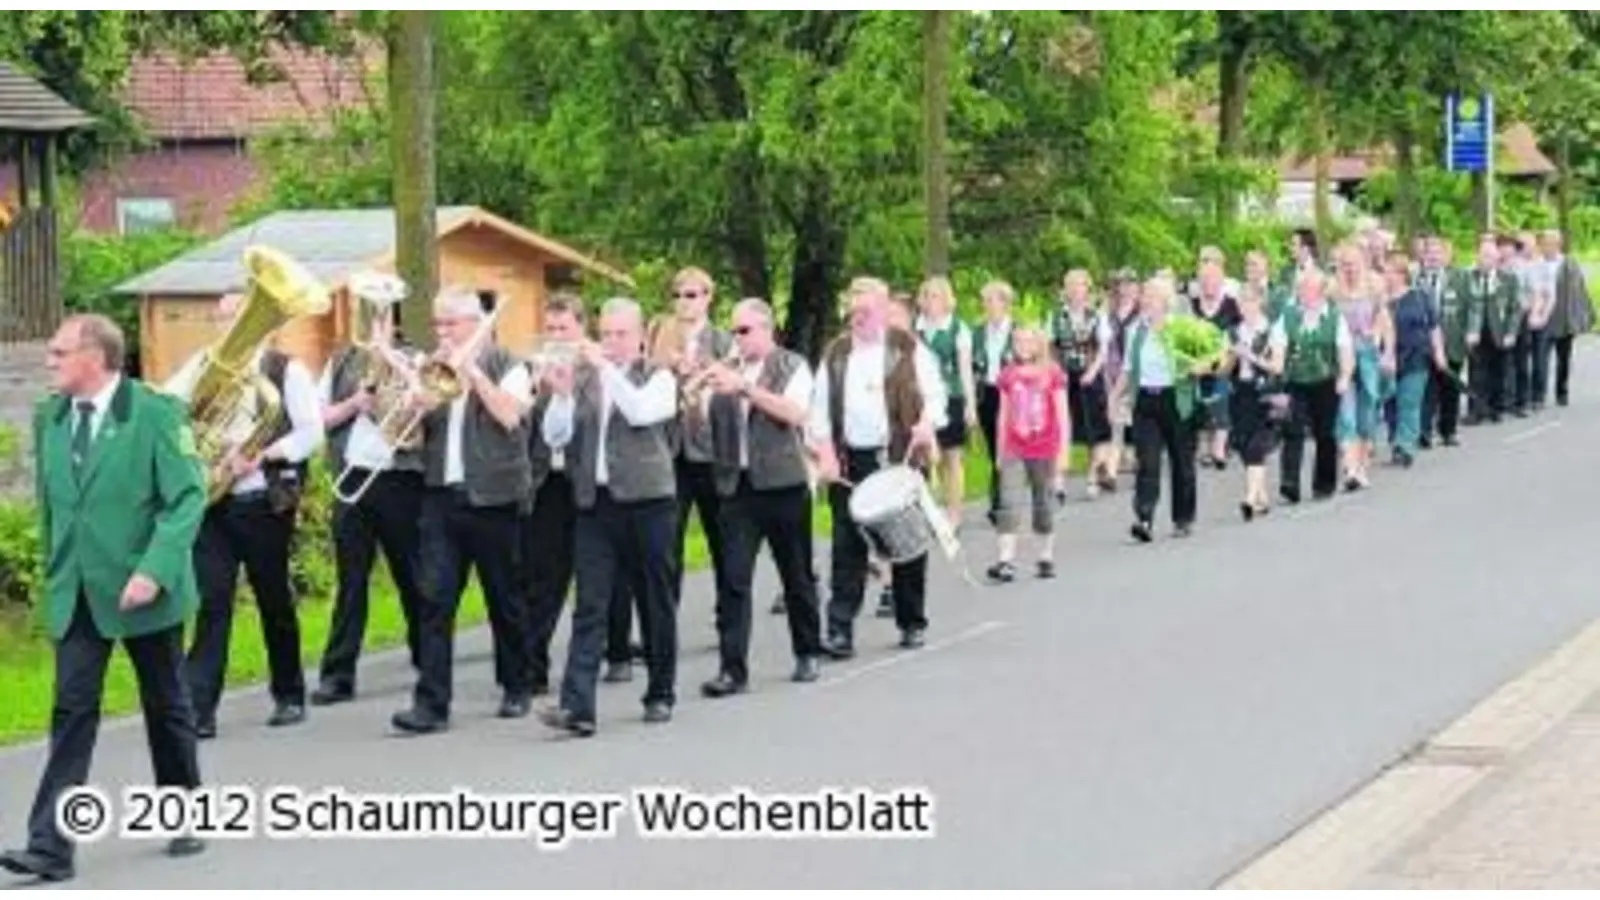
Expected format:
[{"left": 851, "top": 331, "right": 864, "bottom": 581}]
[
  {"left": 731, "top": 325, "right": 755, "bottom": 337},
  {"left": 674, "top": 290, "right": 705, "bottom": 300}
]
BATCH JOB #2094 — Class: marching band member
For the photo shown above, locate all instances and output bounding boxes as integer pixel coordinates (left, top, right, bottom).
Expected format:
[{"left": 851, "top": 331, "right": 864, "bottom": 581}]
[
  {"left": 914, "top": 276, "right": 977, "bottom": 529},
  {"left": 701, "top": 298, "right": 825, "bottom": 694},
  {"left": 1224, "top": 284, "right": 1284, "bottom": 520},
  {"left": 810, "top": 277, "right": 947, "bottom": 657},
  {"left": 1189, "top": 262, "right": 1241, "bottom": 470},
  {"left": 1273, "top": 270, "right": 1354, "bottom": 504},
  {"left": 391, "top": 287, "right": 535, "bottom": 734},
  {"left": 663, "top": 268, "right": 735, "bottom": 618},
  {"left": 311, "top": 272, "right": 426, "bottom": 706},
  {"left": 539, "top": 298, "right": 681, "bottom": 734},
  {"left": 1117, "top": 275, "right": 1201, "bottom": 542},
  {"left": 163, "top": 293, "right": 323, "bottom": 739},
  {"left": 972, "top": 280, "right": 1019, "bottom": 524},
  {"left": 1103, "top": 269, "right": 1143, "bottom": 474},
  {"left": 522, "top": 293, "right": 587, "bottom": 697},
  {"left": 1413, "top": 235, "right": 1457, "bottom": 448},
  {"left": 1050, "top": 269, "right": 1115, "bottom": 496},
  {"left": 1463, "top": 235, "right": 1520, "bottom": 425}
]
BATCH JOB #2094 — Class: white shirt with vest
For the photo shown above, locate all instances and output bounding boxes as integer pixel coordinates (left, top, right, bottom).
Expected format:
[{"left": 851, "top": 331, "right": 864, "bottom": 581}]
[
  {"left": 978, "top": 317, "right": 1013, "bottom": 387},
  {"left": 163, "top": 348, "right": 323, "bottom": 496},
  {"left": 540, "top": 360, "right": 677, "bottom": 486},
  {"left": 442, "top": 364, "right": 533, "bottom": 486},
  {"left": 806, "top": 333, "right": 949, "bottom": 452},
  {"left": 721, "top": 354, "right": 815, "bottom": 469}
]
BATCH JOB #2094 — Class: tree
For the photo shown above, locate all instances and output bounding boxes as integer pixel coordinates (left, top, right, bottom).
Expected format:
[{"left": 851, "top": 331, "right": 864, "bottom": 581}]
[
  {"left": 387, "top": 11, "right": 439, "bottom": 345},
  {"left": 922, "top": 11, "right": 952, "bottom": 276}
]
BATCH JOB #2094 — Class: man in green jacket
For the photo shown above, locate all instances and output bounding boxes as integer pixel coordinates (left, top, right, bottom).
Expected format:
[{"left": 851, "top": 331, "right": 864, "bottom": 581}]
[
  {"left": 1463, "top": 234, "right": 1521, "bottom": 424},
  {"left": 1, "top": 314, "right": 207, "bottom": 883}
]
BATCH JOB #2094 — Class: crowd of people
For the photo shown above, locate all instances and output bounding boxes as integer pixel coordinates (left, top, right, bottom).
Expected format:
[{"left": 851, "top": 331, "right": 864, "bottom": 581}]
[{"left": 1, "top": 221, "right": 1590, "bottom": 882}]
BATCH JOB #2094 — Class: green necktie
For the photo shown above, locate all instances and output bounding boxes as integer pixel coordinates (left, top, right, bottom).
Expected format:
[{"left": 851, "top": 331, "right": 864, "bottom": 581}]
[{"left": 71, "top": 400, "right": 94, "bottom": 474}]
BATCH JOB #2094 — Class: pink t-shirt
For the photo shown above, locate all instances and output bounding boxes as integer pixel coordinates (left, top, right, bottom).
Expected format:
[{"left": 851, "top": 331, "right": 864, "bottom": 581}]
[{"left": 998, "top": 363, "right": 1066, "bottom": 460}]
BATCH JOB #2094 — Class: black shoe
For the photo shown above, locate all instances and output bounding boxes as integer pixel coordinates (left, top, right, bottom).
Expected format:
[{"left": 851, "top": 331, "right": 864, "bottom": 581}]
[
  {"left": 985, "top": 561, "right": 1016, "bottom": 583},
  {"left": 602, "top": 661, "right": 633, "bottom": 683},
  {"left": 166, "top": 836, "right": 205, "bottom": 858},
  {"left": 391, "top": 706, "right": 448, "bottom": 735},
  {"left": 536, "top": 704, "right": 596, "bottom": 737},
  {"left": 1442, "top": 434, "right": 1460, "bottom": 447},
  {"left": 0, "top": 849, "right": 73, "bottom": 882},
  {"left": 1558, "top": 396, "right": 1569, "bottom": 407},
  {"left": 1419, "top": 435, "right": 1433, "bottom": 449},
  {"left": 1344, "top": 477, "right": 1362, "bottom": 493},
  {"left": 1394, "top": 450, "right": 1414, "bottom": 469},
  {"left": 629, "top": 642, "right": 646, "bottom": 661},
  {"left": 1036, "top": 560, "right": 1055, "bottom": 579},
  {"left": 1173, "top": 522, "right": 1193, "bottom": 538},
  {"left": 900, "top": 628, "right": 926, "bottom": 650},
  {"left": 530, "top": 682, "right": 550, "bottom": 698},
  {"left": 643, "top": 702, "right": 673, "bottom": 724},
  {"left": 792, "top": 657, "right": 822, "bottom": 683},
  {"left": 195, "top": 718, "right": 217, "bottom": 740},
  {"left": 1240, "top": 502, "right": 1254, "bottom": 522},
  {"left": 701, "top": 673, "right": 747, "bottom": 698},
  {"left": 310, "top": 685, "right": 353, "bottom": 707},
  {"left": 1130, "top": 520, "right": 1153, "bottom": 543},
  {"left": 498, "top": 693, "right": 532, "bottom": 719},
  {"left": 822, "top": 635, "right": 855, "bottom": 660},
  {"left": 1512, "top": 407, "right": 1528, "bottom": 418},
  {"left": 1279, "top": 487, "right": 1301, "bottom": 506},
  {"left": 267, "top": 702, "right": 306, "bottom": 728}
]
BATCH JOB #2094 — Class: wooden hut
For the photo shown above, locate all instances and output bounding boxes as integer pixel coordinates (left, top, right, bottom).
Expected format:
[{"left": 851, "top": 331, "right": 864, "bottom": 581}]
[
  {"left": 0, "top": 61, "right": 94, "bottom": 342},
  {"left": 116, "top": 205, "right": 632, "bottom": 382}
]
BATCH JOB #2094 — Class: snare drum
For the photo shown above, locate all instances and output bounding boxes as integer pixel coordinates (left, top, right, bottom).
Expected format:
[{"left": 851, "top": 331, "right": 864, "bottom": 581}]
[{"left": 848, "top": 466, "right": 937, "bottom": 564}]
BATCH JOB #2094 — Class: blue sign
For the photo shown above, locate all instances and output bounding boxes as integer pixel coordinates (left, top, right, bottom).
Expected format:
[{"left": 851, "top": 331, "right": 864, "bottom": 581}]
[{"left": 1445, "top": 93, "right": 1494, "bottom": 173}]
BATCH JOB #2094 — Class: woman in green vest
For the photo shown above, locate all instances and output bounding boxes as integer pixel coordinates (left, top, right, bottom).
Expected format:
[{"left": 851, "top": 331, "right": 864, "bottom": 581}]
[
  {"left": 1272, "top": 270, "right": 1355, "bottom": 503},
  {"left": 915, "top": 277, "right": 977, "bottom": 530},
  {"left": 1049, "top": 269, "right": 1116, "bottom": 499}
]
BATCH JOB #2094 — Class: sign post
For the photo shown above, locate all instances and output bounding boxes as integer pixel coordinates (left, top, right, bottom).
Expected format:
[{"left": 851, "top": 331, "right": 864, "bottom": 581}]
[{"left": 1446, "top": 93, "right": 1495, "bottom": 230}]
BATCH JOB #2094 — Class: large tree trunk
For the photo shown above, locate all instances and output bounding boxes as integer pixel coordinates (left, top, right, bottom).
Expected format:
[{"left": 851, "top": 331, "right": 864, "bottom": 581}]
[
  {"left": 389, "top": 11, "right": 439, "bottom": 349},
  {"left": 1308, "top": 76, "right": 1332, "bottom": 250},
  {"left": 1216, "top": 27, "right": 1249, "bottom": 162},
  {"left": 1556, "top": 134, "right": 1574, "bottom": 244},
  {"left": 922, "top": 10, "right": 951, "bottom": 278},
  {"left": 723, "top": 139, "right": 772, "bottom": 303},
  {"left": 786, "top": 171, "right": 847, "bottom": 364},
  {"left": 1394, "top": 120, "right": 1419, "bottom": 242}
]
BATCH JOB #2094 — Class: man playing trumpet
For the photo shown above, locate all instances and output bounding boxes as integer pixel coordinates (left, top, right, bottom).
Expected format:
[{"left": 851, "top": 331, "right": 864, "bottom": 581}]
[{"left": 390, "top": 287, "right": 537, "bottom": 735}]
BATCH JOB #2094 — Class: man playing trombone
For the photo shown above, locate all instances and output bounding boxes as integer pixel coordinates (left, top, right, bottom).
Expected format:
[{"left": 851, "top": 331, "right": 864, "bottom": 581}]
[
  {"left": 311, "top": 272, "right": 427, "bottom": 706},
  {"left": 390, "top": 286, "right": 537, "bottom": 735}
]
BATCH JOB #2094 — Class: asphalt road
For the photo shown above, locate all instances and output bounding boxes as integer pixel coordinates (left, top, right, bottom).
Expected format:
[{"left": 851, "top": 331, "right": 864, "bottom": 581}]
[{"left": 3, "top": 346, "right": 1598, "bottom": 889}]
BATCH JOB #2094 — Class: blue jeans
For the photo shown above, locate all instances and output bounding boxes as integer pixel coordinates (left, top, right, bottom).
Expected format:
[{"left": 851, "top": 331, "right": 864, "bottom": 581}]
[
  {"left": 1338, "top": 342, "right": 1383, "bottom": 442},
  {"left": 1392, "top": 369, "right": 1429, "bottom": 455}
]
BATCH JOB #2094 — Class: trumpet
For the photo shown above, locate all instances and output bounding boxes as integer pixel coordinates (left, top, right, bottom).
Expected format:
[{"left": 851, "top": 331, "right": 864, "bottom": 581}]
[
  {"left": 523, "top": 334, "right": 585, "bottom": 396},
  {"left": 679, "top": 341, "right": 743, "bottom": 415}
]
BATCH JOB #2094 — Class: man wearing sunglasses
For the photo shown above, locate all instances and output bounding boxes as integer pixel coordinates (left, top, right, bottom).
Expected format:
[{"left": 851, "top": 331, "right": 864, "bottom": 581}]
[{"left": 699, "top": 299, "right": 826, "bottom": 696}]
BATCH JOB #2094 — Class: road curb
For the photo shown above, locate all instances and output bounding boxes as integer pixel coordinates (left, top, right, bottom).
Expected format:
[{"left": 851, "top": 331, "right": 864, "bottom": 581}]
[{"left": 1218, "top": 616, "right": 1600, "bottom": 889}]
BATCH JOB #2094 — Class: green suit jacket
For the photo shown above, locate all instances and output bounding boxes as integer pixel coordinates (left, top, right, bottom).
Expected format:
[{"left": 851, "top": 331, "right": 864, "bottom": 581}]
[
  {"left": 1461, "top": 267, "right": 1521, "bottom": 344},
  {"left": 33, "top": 377, "right": 206, "bottom": 641}
]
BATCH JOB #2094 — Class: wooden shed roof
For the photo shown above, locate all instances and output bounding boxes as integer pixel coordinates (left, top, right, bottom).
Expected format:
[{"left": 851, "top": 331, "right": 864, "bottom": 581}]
[
  {"left": 0, "top": 61, "right": 94, "bottom": 133},
  {"left": 115, "top": 205, "right": 633, "bottom": 296}
]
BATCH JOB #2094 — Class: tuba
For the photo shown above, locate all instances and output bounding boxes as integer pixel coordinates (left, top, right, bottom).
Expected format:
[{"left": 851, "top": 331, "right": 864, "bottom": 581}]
[
  {"left": 189, "top": 244, "right": 331, "bottom": 504},
  {"left": 330, "top": 273, "right": 426, "bottom": 505}
]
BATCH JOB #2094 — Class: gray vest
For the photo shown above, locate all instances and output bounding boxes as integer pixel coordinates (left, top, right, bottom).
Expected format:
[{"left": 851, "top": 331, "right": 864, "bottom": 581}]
[
  {"left": 569, "top": 360, "right": 677, "bottom": 509},
  {"left": 708, "top": 349, "right": 810, "bottom": 497},
  {"left": 421, "top": 347, "right": 532, "bottom": 509},
  {"left": 672, "top": 326, "right": 734, "bottom": 463},
  {"left": 324, "top": 346, "right": 425, "bottom": 476},
  {"left": 526, "top": 390, "right": 566, "bottom": 492}
]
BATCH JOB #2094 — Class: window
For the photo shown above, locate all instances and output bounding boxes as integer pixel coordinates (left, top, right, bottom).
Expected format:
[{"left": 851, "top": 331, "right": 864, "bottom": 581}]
[
  {"left": 117, "top": 198, "right": 177, "bottom": 235},
  {"left": 476, "top": 290, "right": 498, "bottom": 314}
]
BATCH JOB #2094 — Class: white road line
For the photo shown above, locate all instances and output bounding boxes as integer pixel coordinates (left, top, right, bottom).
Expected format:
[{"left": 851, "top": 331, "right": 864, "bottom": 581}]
[
  {"left": 819, "top": 620, "right": 1008, "bottom": 690},
  {"left": 1503, "top": 420, "right": 1562, "bottom": 444}
]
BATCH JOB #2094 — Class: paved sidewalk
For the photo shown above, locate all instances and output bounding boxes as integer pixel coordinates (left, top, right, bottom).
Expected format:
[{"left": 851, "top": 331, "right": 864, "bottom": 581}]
[{"left": 1357, "top": 684, "right": 1600, "bottom": 889}]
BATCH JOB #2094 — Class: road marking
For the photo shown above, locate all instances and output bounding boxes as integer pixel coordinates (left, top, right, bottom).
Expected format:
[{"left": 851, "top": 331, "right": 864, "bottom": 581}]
[
  {"left": 819, "top": 620, "right": 1008, "bottom": 690},
  {"left": 1503, "top": 420, "right": 1561, "bottom": 444},
  {"left": 1218, "top": 615, "right": 1600, "bottom": 889}
]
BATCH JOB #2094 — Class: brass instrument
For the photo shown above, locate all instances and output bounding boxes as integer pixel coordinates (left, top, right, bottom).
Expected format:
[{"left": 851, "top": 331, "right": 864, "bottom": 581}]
[
  {"left": 523, "top": 334, "right": 584, "bottom": 398},
  {"left": 680, "top": 341, "right": 743, "bottom": 415},
  {"left": 416, "top": 302, "right": 503, "bottom": 401},
  {"left": 188, "top": 244, "right": 332, "bottom": 504},
  {"left": 331, "top": 273, "right": 427, "bottom": 505}
]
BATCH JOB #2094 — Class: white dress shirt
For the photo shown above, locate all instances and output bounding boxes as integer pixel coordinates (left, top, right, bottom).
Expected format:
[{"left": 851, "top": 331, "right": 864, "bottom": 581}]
[
  {"left": 444, "top": 364, "right": 533, "bottom": 485},
  {"left": 317, "top": 365, "right": 393, "bottom": 472},
  {"left": 71, "top": 373, "right": 122, "bottom": 446},
  {"left": 807, "top": 335, "right": 948, "bottom": 451},
  {"left": 163, "top": 349, "right": 324, "bottom": 494},
  {"left": 541, "top": 361, "right": 678, "bottom": 485}
]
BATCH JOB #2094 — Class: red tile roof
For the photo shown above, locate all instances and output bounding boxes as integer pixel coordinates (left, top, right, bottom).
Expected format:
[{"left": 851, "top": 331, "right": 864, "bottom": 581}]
[{"left": 123, "top": 46, "right": 374, "bottom": 140}]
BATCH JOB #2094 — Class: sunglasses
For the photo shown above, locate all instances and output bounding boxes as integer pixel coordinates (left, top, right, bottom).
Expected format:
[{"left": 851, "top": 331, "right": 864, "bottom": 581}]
[
  {"left": 731, "top": 325, "right": 754, "bottom": 336},
  {"left": 675, "top": 290, "right": 705, "bottom": 300}
]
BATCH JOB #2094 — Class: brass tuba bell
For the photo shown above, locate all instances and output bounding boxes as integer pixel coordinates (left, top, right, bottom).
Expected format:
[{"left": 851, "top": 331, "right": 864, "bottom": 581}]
[{"left": 187, "top": 244, "right": 332, "bottom": 504}]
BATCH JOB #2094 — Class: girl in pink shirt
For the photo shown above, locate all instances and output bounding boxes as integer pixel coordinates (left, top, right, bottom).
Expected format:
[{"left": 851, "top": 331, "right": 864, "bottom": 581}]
[{"left": 989, "top": 327, "right": 1069, "bottom": 582}]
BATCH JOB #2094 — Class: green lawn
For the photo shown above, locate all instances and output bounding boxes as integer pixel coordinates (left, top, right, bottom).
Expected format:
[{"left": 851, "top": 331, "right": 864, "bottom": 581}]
[{"left": 0, "top": 439, "right": 1089, "bottom": 746}]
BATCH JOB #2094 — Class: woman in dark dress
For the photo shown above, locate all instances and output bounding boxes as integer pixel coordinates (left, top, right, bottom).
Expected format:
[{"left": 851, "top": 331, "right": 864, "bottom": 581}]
[
  {"left": 1223, "top": 283, "right": 1284, "bottom": 520},
  {"left": 1191, "top": 262, "right": 1243, "bottom": 469}
]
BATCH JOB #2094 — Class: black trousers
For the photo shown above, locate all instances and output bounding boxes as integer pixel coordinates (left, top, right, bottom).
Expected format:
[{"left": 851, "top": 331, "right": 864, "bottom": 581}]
[
  {"left": 1469, "top": 332, "right": 1510, "bottom": 420},
  {"left": 522, "top": 473, "right": 576, "bottom": 692},
  {"left": 411, "top": 488, "right": 531, "bottom": 718},
  {"left": 1280, "top": 379, "right": 1339, "bottom": 499},
  {"left": 318, "top": 470, "right": 425, "bottom": 694},
  {"left": 29, "top": 597, "right": 200, "bottom": 863},
  {"left": 186, "top": 494, "right": 303, "bottom": 724},
  {"left": 1425, "top": 360, "right": 1465, "bottom": 441},
  {"left": 674, "top": 458, "right": 730, "bottom": 615},
  {"left": 715, "top": 478, "right": 824, "bottom": 683},
  {"left": 605, "top": 581, "right": 646, "bottom": 665},
  {"left": 1510, "top": 324, "right": 1541, "bottom": 412},
  {"left": 826, "top": 449, "right": 928, "bottom": 642},
  {"left": 562, "top": 491, "right": 679, "bottom": 722},
  {"left": 1130, "top": 388, "right": 1197, "bottom": 526},
  {"left": 976, "top": 383, "right": 1002, "bottom": 515}
]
